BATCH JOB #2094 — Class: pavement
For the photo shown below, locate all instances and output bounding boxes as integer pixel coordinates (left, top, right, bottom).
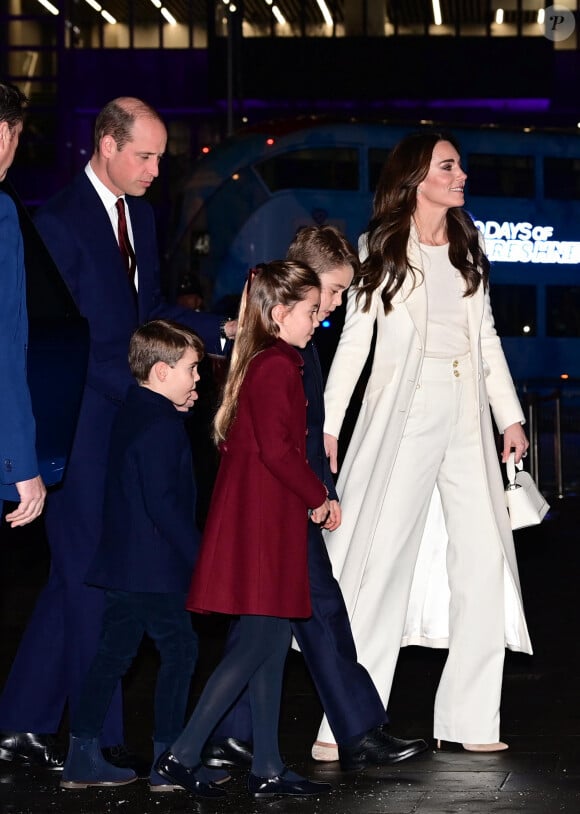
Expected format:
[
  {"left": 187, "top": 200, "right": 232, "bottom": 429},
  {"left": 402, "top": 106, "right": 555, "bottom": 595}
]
[{"left": 1, "top": 494, "right": 579, "bottom": 814}]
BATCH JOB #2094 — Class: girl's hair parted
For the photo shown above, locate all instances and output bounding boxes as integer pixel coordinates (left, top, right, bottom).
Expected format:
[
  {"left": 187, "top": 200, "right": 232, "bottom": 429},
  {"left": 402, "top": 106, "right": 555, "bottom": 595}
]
[{"left": 213, "top": 260, "right": 320, "bottom": 443}]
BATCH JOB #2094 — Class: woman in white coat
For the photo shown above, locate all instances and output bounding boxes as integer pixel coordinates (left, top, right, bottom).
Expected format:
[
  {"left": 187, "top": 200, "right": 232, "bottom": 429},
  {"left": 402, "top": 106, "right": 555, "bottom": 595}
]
[{"left": 315, "top": 132, "right": 532, "bottom": 754}]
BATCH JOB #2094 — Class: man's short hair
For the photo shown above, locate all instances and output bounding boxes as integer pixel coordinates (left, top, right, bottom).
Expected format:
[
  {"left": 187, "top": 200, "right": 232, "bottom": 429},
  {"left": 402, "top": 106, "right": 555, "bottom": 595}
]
[
  {"left": 129, "top": 319, "right": 204, "bottom": 383},
  {"left": 94, "top": 97, "right": 163, "bottom": 152},
  {"left": 0, "top": 82, "right": 28, "bottom": 129}
]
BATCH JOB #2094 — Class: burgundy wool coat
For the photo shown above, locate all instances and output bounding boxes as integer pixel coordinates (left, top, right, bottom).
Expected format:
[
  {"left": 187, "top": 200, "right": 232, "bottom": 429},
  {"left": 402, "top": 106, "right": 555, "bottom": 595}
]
[{"left": 187, "top": 339, "right": 328, "bottom": 618}]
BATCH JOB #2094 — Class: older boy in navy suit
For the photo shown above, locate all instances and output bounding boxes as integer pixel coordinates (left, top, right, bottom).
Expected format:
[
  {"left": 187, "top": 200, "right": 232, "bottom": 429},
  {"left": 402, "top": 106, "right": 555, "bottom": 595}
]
[
  {"left": 205, "top": 227, "right": 428, "bottom": 771},
  {"left": 60, "top": 320, "right": 209, "bottom": 791}
]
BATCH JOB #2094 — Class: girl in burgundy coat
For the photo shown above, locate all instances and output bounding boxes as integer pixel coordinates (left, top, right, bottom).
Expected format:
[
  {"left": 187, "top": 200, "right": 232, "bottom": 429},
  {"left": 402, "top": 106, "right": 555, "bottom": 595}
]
[{"left": 155, "top": 261, "right": 332, "bottom": 799}]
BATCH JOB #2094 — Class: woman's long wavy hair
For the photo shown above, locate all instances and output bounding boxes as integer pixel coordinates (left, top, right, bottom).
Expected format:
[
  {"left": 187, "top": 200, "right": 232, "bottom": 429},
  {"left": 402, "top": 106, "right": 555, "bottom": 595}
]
[
  {"left": 213, "top": 260, "right": 320, "bottom": 443},
  {"left": 357, "top": 131, "right": 490, "bottom": 314}
]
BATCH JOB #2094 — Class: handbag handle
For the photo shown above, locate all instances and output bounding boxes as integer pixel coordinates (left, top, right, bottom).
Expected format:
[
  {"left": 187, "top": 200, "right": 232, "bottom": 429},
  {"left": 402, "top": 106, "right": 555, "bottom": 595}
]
[{"left": 505, "top": 451, "right": 524, "bottom": 490}]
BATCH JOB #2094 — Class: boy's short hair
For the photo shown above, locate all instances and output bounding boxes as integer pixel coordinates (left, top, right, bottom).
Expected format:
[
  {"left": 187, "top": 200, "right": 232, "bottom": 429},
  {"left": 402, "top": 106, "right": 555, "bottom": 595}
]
[
  {"left": 129, "top": 319, "right": 204, "bottom": 383},
  {"left": 287, "top": 225, "right": 359, "bottom": 277}
]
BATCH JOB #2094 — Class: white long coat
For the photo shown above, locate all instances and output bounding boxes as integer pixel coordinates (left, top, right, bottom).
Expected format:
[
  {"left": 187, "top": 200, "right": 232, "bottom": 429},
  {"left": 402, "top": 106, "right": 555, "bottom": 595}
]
[{"left": 323, "top": 236, "right": 532, "bottom": 655}]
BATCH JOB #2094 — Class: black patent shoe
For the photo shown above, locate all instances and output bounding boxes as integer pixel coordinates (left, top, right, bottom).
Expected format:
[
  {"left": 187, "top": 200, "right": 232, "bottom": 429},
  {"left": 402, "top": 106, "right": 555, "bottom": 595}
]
[
  {"left": 155, "top": 751, "right": 227, "bottom": 799},
  {"left": 0, "top": 732, "right": 64, "bottom": 769},
  {"left": 339, "top": 725, "right": 429, "bottom": 771},
  {"left": 202, "top": 736, "right": 253, "bottom": 769},
  {"left": 248, "top": 768, "right": 332, "bottom": 798},
  {"left": 102, "top": 744, "right": 150, "bottom": 778}
]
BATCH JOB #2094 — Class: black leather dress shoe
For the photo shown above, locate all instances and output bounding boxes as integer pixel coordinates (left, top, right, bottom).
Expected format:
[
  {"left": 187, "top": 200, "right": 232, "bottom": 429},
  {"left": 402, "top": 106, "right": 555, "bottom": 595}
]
[
  {"left": 102, "top": 745, "right": 150, "bottom": 778},
  {"left": 155, "top": 751, "right": 227, "bottom": 798},
  {"left": 339, "top": 726, "right": 429, "bottom": 771},
  {"left": 248, "top": 768, "right": 332, "bottom": 798},
  {"left": 202, "top": 737, "right": 253, "bottom": 769},
  {"left": 0, "top": 732, "right": 64, "bottom": 769}
]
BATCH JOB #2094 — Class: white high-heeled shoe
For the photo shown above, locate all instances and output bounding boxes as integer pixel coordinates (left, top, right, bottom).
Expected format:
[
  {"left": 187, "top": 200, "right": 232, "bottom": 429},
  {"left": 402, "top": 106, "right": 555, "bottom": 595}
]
[
  {"left": 437, "top": 739, "right": 509, "bottom": 752},
  {"left": 311, "top": 741, "right": 339, "bottom": 761}
]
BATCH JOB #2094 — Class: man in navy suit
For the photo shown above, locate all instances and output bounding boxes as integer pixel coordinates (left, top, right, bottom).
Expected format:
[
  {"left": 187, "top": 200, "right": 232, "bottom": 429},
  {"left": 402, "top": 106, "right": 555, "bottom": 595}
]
[
  {"left": 0, "top": 98, "right": 235, "bottom": 772},
  {"left": 0, "top": 81, "right": 45, "bottom": 528},
  {"left": 205, "top": 227, "right": 428, "bottom": 772}
]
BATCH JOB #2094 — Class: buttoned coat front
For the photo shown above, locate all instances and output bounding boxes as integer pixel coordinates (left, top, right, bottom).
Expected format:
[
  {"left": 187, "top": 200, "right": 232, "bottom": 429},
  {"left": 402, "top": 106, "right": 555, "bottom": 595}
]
[
  {"left": 188, "top": 339, "right": 328, "bottom": 619},
  {"left": 323, "top": 235, "right": 532, "bottom": 655}
]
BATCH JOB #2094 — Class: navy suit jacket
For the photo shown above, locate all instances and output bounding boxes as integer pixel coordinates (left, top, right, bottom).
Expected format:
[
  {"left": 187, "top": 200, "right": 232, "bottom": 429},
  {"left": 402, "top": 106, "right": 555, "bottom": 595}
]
[
  {"left": 33, "top": 170, "right": 222, "bottom": 408},
  {"left": 300, "top": 340, "right": 338, "bottom": 501},
  {"left": 87, "top": 385, "right": 200, "bottom": 593},
  {"left": 0, "top": 192, "right": 39, "bottom": 502}
]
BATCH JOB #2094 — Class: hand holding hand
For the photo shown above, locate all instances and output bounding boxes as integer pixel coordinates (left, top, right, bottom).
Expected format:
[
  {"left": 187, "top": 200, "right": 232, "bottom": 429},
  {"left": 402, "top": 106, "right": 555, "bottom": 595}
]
[
  {"left": 311, "top": 498, "right": 331, "bottom": 525},
  {"left": 322, "top": 499, "right": 341, "bottom": 531}
]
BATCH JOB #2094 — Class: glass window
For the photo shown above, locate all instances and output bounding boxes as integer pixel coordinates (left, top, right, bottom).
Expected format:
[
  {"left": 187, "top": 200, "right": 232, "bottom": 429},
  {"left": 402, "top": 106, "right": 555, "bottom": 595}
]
[
  {"left": 369, "top": 148, "right": 390, "bottom": 191},
  {"left": 490, "top": 284, "right": 536, "bottom": 336},
  {"left": 467, "top": 154, "right": 535, "bottom": 197},
  {"left": 255, "top": 148, "right": 359, "bottom": 191},
  {"left": 547, "top": 286, "right": 580, "bottom": 337},
  {"left": 544, "top": 157, "right": 580, "bottom": 200}
]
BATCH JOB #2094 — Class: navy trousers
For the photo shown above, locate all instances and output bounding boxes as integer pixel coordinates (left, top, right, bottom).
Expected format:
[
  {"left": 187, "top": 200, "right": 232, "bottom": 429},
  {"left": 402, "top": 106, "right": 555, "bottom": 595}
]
[
  {"left": 0, "top": 390, "right": 125, "bottom": 745},
  {"left": 213, "top": 525, "right": 387, "bottom": 746},
  {"left": 72, "top": 591, "right": 197, "bottom": 744}
]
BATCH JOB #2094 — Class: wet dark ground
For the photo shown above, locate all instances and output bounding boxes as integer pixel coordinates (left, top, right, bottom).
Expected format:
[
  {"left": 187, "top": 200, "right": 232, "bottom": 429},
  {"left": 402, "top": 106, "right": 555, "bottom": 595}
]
[{"left": 1, "top": 496, "right": 579, "bottom": 814}]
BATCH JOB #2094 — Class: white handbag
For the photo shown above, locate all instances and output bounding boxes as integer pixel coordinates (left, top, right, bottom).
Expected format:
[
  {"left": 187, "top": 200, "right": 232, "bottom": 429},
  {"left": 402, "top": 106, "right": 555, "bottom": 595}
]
[{"left": 504, "top": 452, "right": 549, "bottom": 530}]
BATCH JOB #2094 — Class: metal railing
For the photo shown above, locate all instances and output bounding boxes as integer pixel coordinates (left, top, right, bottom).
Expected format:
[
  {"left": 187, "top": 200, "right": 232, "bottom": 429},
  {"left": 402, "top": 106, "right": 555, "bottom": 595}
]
[{"left": 525, "top": 391, "right": 564, "bottom": 499}]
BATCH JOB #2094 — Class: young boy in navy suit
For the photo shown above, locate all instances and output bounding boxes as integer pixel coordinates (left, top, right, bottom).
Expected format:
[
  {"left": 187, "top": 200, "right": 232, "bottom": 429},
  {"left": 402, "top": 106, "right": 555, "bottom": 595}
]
[{"left": 60, "top": 319, "right": 215, "bottom": 792}]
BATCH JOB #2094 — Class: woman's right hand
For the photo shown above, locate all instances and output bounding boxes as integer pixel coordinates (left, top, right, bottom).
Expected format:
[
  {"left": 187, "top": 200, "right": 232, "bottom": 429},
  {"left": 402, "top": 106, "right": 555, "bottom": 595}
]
[
  {"left": 324, "top": 433, "right": 339, "bottom": 474},
  {"left": 311, "top": 498, "right": 331, "bottom": 525}
]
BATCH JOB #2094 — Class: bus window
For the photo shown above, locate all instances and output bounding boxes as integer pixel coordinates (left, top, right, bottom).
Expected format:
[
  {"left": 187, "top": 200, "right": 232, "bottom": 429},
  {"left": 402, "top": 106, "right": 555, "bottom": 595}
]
[
  {"left": 544, "top": 157, "right": 580, "bottom": 200},
  {"left": 547, "top": 286, "right": 580, "bottom": 337},
  {"left": 467, "top": 154, "right": 535, "bottom": 197},
  {"left": 490, "top": 284, "right": 536, "bottom": 336},
  {"left": 368, "top": 148, "right": 390, "bottom": 191},
  {"left": 255, "top": 147, "right": 359, "bottom": 192}
]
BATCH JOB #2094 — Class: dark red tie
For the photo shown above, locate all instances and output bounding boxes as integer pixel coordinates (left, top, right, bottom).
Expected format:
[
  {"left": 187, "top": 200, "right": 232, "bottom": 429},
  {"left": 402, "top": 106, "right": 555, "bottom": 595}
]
[{"left": 115, "top": 198, "right": 136, "bottom": 283}]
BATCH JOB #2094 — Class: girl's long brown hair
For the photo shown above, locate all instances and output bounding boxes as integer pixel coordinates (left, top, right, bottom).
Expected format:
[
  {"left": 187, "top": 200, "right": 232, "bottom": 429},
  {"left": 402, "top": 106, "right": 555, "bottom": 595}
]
[
  {"left": 356, "top": 131, "right": 490, "bottom": 314},
  {"left": 213, "top": 260, "right": 320, "bottom": 443}
]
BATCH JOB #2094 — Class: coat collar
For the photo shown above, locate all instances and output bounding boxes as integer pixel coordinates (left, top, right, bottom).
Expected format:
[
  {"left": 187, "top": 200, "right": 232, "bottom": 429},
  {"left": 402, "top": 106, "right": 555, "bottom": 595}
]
[
  {"left": 272, "top": 337, "right": 305, "bottom": 369},
  {"left": 126, "top": 384, "right": 184, "bottom": 418}
]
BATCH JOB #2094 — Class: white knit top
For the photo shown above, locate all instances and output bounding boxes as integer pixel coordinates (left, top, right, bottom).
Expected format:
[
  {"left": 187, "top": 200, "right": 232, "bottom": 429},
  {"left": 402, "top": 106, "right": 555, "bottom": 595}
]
[{"left": 420, "top": 243, "right": 470, "bottom": 358}]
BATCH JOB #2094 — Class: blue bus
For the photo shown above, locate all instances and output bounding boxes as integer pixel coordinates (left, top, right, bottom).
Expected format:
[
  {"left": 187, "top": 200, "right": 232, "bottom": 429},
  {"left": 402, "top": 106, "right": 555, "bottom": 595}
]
[{"left": 168, "top": 119, "right": 580, "bottom": 384}]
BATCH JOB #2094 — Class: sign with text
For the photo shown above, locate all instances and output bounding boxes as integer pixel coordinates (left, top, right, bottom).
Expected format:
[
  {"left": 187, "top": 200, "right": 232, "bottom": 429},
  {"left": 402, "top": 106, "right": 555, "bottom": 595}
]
[{"left": 475, "top": 220, "right": 580, "bottom": 264}]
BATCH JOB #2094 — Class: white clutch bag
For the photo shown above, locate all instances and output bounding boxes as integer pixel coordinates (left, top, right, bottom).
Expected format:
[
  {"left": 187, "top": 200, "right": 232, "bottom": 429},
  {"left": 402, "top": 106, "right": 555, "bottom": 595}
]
[{"left": 504, "top": 452, "right": 549, "bottom": 531}]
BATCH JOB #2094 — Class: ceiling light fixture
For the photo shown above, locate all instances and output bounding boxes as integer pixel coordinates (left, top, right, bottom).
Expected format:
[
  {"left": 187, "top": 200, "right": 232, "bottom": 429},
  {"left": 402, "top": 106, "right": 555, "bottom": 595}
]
[
  {"left": 315, "top": 0, "right": 333, "bottom": 26},
  {"left": 272, "top": 5, "right": 285, "bottom": 23},
  {"left": 160, "top": 6, "right": 176, "bottom": 23},
  {"left": 432, "top": 0, "right": 442, "bottom": 26},
  {"left": 37, "top": 0, "right": 59, "bottom": 12}
]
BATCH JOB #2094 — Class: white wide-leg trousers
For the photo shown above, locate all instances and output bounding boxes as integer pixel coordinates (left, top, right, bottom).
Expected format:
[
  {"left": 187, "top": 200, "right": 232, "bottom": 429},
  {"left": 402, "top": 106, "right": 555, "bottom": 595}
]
[{"left": 318, "top": 353, "right": 506, "bottom": 745}]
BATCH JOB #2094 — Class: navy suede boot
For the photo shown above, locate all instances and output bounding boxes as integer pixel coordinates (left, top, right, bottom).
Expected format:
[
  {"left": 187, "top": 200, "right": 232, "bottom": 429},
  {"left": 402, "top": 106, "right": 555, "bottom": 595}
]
[{"left": 60, "top": 736, "right": 137, "bottom": 789}]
